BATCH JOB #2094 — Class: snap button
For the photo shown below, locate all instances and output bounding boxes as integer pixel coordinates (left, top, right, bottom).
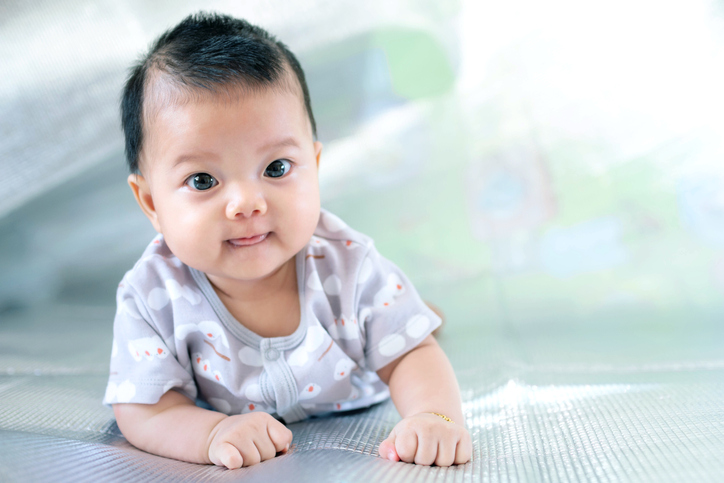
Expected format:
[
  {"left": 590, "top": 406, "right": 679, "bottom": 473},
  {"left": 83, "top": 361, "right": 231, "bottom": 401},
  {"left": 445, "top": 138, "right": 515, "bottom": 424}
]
[{"left": 265, "top": 348, "right": 280, "bottom": 361}]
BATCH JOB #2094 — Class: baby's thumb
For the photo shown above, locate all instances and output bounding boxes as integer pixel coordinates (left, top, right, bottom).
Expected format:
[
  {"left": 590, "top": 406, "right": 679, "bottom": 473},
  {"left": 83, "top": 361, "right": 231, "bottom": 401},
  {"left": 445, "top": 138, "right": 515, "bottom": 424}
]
[
  {"left": 211, "top": 442, "right": 244, "bottom": 469},
  {"left": 379, "top": 433, "right": 400, "bottom": 462}
]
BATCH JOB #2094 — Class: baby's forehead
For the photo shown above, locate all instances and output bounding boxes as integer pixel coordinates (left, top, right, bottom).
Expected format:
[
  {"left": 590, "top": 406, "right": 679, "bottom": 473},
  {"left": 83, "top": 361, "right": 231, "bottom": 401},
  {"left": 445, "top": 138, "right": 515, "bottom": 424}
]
[
  {"left": 142, "top": 67, "right": 304, "bottom": 122},
  {"left": 137, "top": 69, "right": 310, "bottom": 172}
]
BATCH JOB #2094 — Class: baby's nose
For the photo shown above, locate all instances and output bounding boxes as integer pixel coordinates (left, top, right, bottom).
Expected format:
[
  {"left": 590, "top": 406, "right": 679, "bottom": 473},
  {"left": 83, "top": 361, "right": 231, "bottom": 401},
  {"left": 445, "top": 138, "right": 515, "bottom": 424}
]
[{"left": 225, "top": 184, "right": 267, "bottom": 218}]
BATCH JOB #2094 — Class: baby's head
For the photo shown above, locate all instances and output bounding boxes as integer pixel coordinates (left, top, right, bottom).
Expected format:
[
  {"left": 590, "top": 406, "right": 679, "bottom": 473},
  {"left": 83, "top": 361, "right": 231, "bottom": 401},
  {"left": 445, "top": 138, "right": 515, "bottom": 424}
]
[
  {"left": 122, "top": 12, "right": 323, "bottom": 285},
  {"left": 122, "top": 12, "right": 318, "bottom": 175}
]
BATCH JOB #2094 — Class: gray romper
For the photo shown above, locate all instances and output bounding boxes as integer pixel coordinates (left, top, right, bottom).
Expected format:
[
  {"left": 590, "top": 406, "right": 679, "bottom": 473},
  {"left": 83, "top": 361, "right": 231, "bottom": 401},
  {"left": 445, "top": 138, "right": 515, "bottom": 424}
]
[{"left": 104, "top": 209, "right": 442, "bottom": 422}]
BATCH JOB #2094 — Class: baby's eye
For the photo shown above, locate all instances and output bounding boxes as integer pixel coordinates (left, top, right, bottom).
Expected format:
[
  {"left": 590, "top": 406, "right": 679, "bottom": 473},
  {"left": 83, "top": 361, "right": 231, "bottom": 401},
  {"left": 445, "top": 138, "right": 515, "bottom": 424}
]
[
  {"left": 264, "top": 159, "right": 291, "bottom": 178},
  {"left": 186, "top": 173, "right": 218, "bottom": 191}
]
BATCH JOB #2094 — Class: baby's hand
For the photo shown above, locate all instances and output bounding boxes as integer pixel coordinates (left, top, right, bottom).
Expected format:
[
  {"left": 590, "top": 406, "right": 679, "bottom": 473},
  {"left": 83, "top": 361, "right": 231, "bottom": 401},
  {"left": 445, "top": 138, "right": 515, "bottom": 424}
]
[
  {"left": 207, "top": 412, "right": 293, "bottom": 469},
  {"left": 378, "top": 413, "right": 472, "bottom": 466}
]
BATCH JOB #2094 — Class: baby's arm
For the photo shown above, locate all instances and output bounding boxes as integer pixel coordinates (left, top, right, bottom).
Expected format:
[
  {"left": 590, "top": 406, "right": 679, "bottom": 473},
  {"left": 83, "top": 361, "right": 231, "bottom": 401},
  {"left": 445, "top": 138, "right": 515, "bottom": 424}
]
[
  {"left": 113, "top": 390, "right": 292, "bottom": 469},
  {"left": 376, "top": 335, "right": 472, "bottom": 466}
]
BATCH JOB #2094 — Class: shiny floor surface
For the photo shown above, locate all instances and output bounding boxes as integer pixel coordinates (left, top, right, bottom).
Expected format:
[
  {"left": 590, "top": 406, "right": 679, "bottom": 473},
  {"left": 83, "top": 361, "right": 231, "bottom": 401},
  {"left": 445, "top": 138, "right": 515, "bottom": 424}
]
[
  {"left": 4, "top": 0, "right": 724, "bottom": 481},
  {"left": 2, "top": 304, "right": 724, "bottom": 482}
]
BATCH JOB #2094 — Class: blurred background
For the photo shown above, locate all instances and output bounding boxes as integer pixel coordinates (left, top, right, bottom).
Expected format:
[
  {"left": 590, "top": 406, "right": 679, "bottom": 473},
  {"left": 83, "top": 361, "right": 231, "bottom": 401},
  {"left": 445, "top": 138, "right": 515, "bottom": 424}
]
[
  {"left": 3, "top": 0, "right": 724, "bottom": 332},
  {"left": 3, "top": 1, "right": 724, "bottom": 480}
]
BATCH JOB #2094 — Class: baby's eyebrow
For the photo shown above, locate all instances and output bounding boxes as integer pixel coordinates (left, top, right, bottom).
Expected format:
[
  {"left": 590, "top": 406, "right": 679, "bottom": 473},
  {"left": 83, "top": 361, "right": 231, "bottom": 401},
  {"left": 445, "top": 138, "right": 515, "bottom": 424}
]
[
  {"left": 258, "top": 136, "right": 301, "bottom": 152},
  {"left": 171, "top": 153, "right": 216, "bottom": 168},
  {"left": 170, "top": 138, "right": 300, "bottom": 168}
]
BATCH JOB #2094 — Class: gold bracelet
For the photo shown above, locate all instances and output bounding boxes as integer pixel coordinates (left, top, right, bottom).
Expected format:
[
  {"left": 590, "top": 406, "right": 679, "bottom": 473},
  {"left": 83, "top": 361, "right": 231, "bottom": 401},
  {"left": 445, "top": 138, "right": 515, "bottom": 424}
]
[{"left": 429, "top": 412, "right": 455, "bottom": 424}]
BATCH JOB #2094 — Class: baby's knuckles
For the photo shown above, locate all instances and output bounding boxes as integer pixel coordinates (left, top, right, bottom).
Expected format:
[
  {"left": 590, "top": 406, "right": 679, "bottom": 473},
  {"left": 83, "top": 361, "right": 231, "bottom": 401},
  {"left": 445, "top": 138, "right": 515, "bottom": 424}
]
[
  {"left": 208, "top": 412, "right": 292, "bottom": 469},
  {"left": 214, "top": 442, "right": 243, "bottom": 469},
  {"left": 455, "top": 430, "right": 473, "bottom": 465},
  {"left": 396, "top": 413, "right": 467, "bottom": 467},
  {"left": 393, "top": 430, "right": 418, "bottom": 463}
]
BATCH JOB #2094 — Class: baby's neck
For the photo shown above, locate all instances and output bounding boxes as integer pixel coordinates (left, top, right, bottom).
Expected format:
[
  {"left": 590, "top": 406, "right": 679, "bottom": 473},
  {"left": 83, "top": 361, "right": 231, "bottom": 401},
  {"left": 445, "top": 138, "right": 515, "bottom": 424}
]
[
  {"left": 207, "top": 258, "right": 301, "bottom": 337},
  {"left": 207, "top": 257, "right": 297, "bottom": 304}
]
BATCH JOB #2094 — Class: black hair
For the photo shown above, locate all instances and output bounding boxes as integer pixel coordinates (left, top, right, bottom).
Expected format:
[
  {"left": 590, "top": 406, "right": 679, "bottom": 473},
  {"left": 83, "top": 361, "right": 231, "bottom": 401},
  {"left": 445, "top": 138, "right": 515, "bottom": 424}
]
[{"left": 121, "top": 12, "right": 317, "bottom": 174}]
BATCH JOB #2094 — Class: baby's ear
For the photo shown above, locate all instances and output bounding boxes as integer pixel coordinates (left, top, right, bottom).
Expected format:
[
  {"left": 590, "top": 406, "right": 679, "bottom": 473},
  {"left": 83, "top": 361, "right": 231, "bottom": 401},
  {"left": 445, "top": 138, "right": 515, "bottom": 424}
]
[
  {"left": 314, "top": 141, "right": 323, "bottom": 168},
  {"left": 127, "top": 173, "right": 162, "bottom": 233}
]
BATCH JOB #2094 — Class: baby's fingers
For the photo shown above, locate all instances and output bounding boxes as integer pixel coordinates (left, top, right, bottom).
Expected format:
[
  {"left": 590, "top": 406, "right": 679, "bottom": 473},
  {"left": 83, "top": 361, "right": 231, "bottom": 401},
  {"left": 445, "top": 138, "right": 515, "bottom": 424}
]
[
  {"left": 210, "top": 442, "right": 243, "bottom": 470},
  {"left": 378, "top": 432, "right": 399, "bottom": 462},
  {"left": 267, "top": 419, "right": 293, "bottom": 454},
  {"left": 393, "top": 430, "right": 419, "bottom": 464},
  {"left": 454, "top": 431, "right": 473, "bottom": 465},
  {"left": 435, "top": 437, "right": 457, "bottom": 467}
]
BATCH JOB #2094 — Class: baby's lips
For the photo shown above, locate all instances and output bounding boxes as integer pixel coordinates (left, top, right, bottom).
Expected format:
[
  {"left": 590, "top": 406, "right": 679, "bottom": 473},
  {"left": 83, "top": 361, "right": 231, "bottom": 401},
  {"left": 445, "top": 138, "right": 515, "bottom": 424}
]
[{"left": 227, "top": 232, "right": 268, "bottom": 246}]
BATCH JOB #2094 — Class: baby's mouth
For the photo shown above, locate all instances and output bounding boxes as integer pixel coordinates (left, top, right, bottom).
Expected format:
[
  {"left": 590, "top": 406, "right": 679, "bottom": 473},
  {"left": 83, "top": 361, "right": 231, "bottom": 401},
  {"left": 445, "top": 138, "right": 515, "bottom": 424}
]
[{"left": 227, "top": 233, "right": 269, "bottom": 247}]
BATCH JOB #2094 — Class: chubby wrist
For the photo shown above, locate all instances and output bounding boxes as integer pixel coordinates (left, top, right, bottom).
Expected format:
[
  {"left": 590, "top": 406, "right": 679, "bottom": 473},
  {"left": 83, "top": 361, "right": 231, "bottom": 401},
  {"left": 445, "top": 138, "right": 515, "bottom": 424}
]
[
  {"left": 406, "top": 410, "right": 466, "bottom": 427},
  {"left": 426, "top": 411, "right": 455, "bottom": 424}
]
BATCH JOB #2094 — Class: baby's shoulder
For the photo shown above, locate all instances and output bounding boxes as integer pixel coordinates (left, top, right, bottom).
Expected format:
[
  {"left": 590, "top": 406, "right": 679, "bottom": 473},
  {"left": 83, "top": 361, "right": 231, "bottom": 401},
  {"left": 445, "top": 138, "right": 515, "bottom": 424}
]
[
  {"left": 313, "top": 209, "right": 373, "bottom": 249},
  {"left": 304, "top": 210, "right": 377, "bottom": 282},
  {"left": 311, "top": 209, "right": 376, "bottom": 255},
  {"left": 120, "top": 235, "right": 191, "bottom": 297}
]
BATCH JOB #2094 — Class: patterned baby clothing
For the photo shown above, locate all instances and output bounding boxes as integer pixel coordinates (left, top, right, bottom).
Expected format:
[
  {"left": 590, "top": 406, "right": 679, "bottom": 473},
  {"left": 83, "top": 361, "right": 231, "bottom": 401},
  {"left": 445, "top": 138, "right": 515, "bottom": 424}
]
[{"left": 104, "top": 209, "right": 442, "bottom": 422}]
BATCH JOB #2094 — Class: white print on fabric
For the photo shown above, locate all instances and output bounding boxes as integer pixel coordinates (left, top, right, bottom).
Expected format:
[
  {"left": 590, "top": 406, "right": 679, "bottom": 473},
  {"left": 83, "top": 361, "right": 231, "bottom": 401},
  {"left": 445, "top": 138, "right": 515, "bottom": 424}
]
[
  {"left": 111, "top": 339, "right": 118, "bottom": 357},
  {"left": 327, "top": 316, "right": 359, "bottom": 340},
  {"left": 406, "top": 315, "right": 431, "bottom": 338},
  {"left": 289, "top": 326, "right": 327, "bottom": 367},
  {"left": 306, "top": 271, "right": 323, "bottom": 291},
  {"left": 104, "top": 382, "right": 116, "bottom": 402},
  {"left": 299, "top": 383, "right": 322, "bottom": 400},
  {"left": 176, "top": 320, "right": 230, "bottom": 348},
  {"left": 238, "top": 347, "right": 263, "bottom": 367},
  {"left": 192, "top": 353, "right": 224, "bottom": 384},
  {"left": 377, "top": 333, "right": 406, "bottom": 357},
  {"left": 373, "top": 273, "right": 406, "bottom": 308},
  {"left": 334, "top": 359, "right": 355, "bottom": 380},
  {"left": 147, "top": 279, "right": 201, "bottom": 310},
  {"left": 128, "top": 336, "right": 169, "bottom": 361},
  {"left": 244, "top": 382, "right": 264, "bottom": 402},
  {"left": 323, "top": 275, "right": 342, "bottom": 296},
  {"left": 357, "top": 257, "right": 373, "bottom": 284},
  {"left": 342, "top": 240, "right": 358, "bottom": 250},
  {"left": 106, "top": 380, "right": 136, "bottom": 403},
  {"left": 306, "top": 326, "right": 326, "bottom": 351},
  {"left": 288, "top": 345, "right": 309, "bottom": 367},
  {"left": 209, "top": 398, "right": 232, "bottom": 414},
  {"left": 321, "top": 211, "right": 347, "bottom": 232}
]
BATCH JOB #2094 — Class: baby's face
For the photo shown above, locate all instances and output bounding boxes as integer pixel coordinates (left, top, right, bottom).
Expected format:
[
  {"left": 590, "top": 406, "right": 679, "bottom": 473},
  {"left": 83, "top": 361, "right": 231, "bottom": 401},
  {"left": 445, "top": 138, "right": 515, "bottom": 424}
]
[{"left": 132, "top": 84, "right": 322, "bottom": 288}]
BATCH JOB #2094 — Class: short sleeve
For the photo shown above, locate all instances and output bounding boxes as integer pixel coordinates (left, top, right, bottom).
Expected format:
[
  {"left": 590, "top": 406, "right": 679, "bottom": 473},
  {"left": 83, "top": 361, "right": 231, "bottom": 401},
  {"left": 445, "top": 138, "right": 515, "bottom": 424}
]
[
  {"left": 355, "top": 247, "right": 442, "bottom": 372},
  {"left": 103, "top": 282, "right": 197, "bottom": 406}
]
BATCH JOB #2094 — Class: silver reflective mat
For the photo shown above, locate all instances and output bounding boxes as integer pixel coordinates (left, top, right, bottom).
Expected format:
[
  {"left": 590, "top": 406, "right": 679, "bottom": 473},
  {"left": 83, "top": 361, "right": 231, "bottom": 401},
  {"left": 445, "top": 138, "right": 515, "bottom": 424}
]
[{"left": 2, "top": 306, "right": 724, "bottom": 482}]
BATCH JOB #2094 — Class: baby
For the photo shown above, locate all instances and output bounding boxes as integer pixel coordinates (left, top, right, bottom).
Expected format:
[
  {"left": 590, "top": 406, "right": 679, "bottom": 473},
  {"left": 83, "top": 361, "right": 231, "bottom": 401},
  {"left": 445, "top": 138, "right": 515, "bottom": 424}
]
[{"left": 105, "top": 12, "right": 472, "bottom": 469}]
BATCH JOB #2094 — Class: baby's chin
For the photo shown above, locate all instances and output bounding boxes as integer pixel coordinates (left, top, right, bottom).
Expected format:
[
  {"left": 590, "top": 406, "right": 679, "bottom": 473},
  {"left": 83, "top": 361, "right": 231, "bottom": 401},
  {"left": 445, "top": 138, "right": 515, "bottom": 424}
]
[{"left": 209, "top": 244, "right": 299, "bottom": 282}]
